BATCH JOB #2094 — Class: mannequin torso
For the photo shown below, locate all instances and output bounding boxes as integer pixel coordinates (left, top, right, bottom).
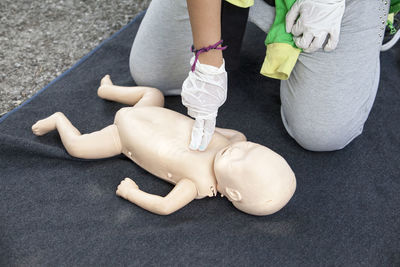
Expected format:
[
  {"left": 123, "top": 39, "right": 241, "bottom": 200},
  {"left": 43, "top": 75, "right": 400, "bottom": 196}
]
[{"left": 115, "top": 106, "right": 231, "bottom": 198}]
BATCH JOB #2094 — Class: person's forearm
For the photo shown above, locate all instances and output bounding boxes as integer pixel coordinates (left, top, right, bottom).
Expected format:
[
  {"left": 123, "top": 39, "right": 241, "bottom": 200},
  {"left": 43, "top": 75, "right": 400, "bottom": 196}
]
[{"left": 187, "top": 0, "right": 223, "bottom": 67}]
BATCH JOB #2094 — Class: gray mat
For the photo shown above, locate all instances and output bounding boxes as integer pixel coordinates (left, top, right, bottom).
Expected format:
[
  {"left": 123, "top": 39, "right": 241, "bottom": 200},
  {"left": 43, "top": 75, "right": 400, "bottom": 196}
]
[{"left": 1, "top": 11, "right": 399, "bottom": 266}]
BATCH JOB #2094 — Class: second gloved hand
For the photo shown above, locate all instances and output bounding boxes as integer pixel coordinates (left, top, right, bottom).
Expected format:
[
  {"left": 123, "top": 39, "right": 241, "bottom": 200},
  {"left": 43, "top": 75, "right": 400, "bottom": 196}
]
[
  {"left": 181, "top": 56, "right": 227, "bottom": 151},
  {"left": 286, "top": 0, "right": 346, "bottom": 53}
]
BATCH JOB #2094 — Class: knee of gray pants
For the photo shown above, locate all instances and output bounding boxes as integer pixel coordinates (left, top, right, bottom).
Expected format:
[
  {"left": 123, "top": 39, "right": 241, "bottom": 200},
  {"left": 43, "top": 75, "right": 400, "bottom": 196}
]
[
  {"left": 279, "top": 0, "right": 386, "bottom": 152},
  {"left": 281, "top": 107, "right": 364, "bottom": 152},
  {"left": 280, "top": 66, "right": 380, "bottom": 152},
  {"left": 280, "top": 62, "right": 380, "bottom": 152},
  {"left": 129, "top": 0, "right": 192, "bottom": 96}
]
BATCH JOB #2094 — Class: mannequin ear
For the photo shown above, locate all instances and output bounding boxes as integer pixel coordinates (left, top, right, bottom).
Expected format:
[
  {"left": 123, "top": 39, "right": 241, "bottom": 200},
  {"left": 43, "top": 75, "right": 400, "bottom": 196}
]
[{"left": 225, "top": 187, "right": 242, "bottom": 202}]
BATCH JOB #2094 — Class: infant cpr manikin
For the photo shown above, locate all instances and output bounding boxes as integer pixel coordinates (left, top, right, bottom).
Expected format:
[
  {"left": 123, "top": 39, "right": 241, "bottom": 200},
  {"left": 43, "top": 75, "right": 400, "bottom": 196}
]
[{"left": 32, "top": 75, "right": 296, "bottom": 216}]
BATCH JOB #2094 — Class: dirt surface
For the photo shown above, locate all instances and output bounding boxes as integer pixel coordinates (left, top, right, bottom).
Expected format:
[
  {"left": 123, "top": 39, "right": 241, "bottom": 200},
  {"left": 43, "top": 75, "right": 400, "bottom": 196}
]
[{"left": 0, "top": 0, "right": 151, "bottom": 117}]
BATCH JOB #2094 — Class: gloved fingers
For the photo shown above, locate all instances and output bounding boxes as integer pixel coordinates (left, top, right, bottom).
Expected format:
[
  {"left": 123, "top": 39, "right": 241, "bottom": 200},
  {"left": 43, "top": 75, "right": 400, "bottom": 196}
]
[
  {"left": 303, "top": 33, "right": 328, "bottom": 53},
  {"left": 286, "top": 2, "right": 300, "bottom": 34},
  {"left": 189, "top": 118, "right": 205, "bottom": 150},
  {"left": 294, "top": 32, "right": 314, "bottom": 50},
  {"left": 324, "top": 29, "right": 339, "bottom": 52},
  {"left": 291, "top": 19, "right": 304, "bottom": 37},
  {"left": 198, "top": 119, "right": 216, "bottom": 151}
]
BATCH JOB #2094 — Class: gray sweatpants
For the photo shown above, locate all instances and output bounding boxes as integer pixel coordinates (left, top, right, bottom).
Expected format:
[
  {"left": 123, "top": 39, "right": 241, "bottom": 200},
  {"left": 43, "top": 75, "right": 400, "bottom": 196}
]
[{"left": 129, "top": 0, "right": 390, "bottom": 152}]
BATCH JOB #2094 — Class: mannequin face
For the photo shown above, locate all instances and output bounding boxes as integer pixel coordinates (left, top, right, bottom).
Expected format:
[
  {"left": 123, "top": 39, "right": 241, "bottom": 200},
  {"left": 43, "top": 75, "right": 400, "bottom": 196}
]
[{"left": 214, "top": 141, "right": 296, "bottom": 216}]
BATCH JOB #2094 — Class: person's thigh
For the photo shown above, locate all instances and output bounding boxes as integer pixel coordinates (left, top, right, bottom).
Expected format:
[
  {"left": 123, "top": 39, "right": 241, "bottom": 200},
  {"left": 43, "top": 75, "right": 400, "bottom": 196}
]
[
  {"left": 280, "top": 0, "right": 390, "bottom": 151},
  {"left": 129, "top": 0, "right": 193, "bottom": 95}
]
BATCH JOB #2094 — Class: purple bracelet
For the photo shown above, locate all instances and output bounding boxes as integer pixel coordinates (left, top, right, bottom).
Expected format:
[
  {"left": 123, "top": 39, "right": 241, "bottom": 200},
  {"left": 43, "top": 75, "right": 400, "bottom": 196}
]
[{"left": 190, "top": 40, "right": 227, "bottom": 72}]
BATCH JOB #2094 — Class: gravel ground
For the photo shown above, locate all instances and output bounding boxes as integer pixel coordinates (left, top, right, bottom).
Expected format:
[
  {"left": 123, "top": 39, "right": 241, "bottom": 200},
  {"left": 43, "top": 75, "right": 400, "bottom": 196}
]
[{"left": 0, "top": 0, "right": 151, "bottom": 117}]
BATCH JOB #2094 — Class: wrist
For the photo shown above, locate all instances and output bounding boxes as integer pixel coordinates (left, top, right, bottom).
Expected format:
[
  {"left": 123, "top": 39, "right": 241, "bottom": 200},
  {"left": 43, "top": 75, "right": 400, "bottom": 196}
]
[
  {"left": 198, "top": 49, "right": 224, "bottom": 68},
  {"left": 190, "top": 40, "right": 227, "bottom": 71}
]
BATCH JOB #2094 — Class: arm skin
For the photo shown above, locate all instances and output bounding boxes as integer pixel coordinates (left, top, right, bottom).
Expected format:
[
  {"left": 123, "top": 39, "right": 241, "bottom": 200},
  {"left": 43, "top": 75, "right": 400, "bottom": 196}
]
[
  {"left": 116, "top": 178, "right": 198, "bottom": 215},
  {"left": 187, "top": 0, "right": 223, "bottom": 68}
]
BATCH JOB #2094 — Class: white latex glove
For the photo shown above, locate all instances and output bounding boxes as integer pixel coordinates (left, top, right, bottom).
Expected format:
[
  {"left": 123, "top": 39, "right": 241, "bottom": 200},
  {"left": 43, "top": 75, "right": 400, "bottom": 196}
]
[
  {"left": 181, "top": 56, "right": 227, "bottom": 151},
  {"left": 286, "top": 0, "right": 345, "bottom": 53}
]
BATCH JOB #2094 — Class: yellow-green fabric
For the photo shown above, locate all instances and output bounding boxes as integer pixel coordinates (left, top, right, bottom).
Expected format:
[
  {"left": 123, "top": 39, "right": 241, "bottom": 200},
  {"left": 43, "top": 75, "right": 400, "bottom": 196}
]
[
  {"left": 260, "top": 43, "right": 300, "bottom": 80},
  {"left": 260, "top": 0, "right": 300, "bottom": 80},
  {"left": 224, "top": 0, "right": 300, "bottom": 80},
  {"left": 225, "top": 0, "right": 254, "bottom": 8}
]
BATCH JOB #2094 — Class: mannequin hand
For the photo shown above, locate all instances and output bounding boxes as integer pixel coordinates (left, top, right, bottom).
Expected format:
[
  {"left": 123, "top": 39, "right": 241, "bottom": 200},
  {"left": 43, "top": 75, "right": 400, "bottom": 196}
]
[
  {"left": 286, "top": 0, "right": 345, "bottom": 53},
  {"left": 181, "top": 56, "right": 227, "bottom": 151},
  {"left": 116, "top": 178, "right": 139, "bottom": 199}
]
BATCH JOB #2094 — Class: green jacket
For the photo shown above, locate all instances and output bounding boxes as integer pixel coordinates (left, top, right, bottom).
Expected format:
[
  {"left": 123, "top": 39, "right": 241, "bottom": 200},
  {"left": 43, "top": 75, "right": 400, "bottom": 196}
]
[
  {"left": 391, "top": 0, "right": 400, "bottom": 13},
  {"left": 227, "top": 0, "right": 400, "bottom": 80}
]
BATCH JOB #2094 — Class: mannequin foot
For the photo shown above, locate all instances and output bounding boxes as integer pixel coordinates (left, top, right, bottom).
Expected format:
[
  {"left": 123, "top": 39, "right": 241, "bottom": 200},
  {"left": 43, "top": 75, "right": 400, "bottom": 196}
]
[
  {"left": 100, "top": 74, "right": 113, "bottom": 86},
  {"left": 32, "top": 112, "right": 61, "bottom": 136},
  {"left": 98, "top": 75, "right": 115, "bottom": 100}
]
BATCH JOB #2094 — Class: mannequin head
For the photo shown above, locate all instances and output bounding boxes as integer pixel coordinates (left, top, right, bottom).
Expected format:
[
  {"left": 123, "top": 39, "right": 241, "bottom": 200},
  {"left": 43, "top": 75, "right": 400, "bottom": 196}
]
[{"left": 214, "top": 141, "right": 296, "bottom": 216}]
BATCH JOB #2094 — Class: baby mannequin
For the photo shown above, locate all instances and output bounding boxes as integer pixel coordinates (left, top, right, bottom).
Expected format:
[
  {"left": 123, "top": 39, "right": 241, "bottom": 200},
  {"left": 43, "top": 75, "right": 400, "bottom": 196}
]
[{"left": 32, "top": 75, "right": 296, "bottom": 216}]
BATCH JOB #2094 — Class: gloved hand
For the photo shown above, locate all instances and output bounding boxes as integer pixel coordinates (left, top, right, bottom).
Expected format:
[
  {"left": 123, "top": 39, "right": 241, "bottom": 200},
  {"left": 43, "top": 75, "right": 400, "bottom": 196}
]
[
  {"left": 286, "top": 0, "right": 346, "bottom": 53},
  {"left": 181, "top": 56, "right": 228, "bottom": 151}
]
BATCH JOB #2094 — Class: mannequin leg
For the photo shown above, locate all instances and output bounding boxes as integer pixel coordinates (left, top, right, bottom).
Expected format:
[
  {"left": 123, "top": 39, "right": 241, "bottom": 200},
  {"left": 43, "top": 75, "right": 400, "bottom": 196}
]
[
  {"left": 32, "top": 112, "right": 122, "bottom": 159},
  {"left": 97, "top": 75, "right": 164, "bottom": 108}
]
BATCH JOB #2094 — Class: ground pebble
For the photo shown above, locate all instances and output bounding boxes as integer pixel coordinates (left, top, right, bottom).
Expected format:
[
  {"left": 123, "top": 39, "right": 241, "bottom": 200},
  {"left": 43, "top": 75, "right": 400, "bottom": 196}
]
[{"left": 0, "top": 0, "right": 151, "bottom": 118}]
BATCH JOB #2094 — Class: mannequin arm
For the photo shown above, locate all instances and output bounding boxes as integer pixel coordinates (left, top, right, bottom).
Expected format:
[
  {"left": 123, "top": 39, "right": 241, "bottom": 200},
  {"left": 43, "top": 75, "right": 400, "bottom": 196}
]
[
  {"left": 116, "top": 178, "right": 198, "bottom": 215},
  {"left": 215, "top": 127, "right": 247, "bottom": 143}
]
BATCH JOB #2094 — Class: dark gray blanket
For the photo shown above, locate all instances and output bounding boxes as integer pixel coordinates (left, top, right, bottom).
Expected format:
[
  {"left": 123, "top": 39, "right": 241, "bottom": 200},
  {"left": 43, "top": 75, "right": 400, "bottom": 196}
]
[{"left": 1, "top": 11, "right": 399, "bottom": 266}]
